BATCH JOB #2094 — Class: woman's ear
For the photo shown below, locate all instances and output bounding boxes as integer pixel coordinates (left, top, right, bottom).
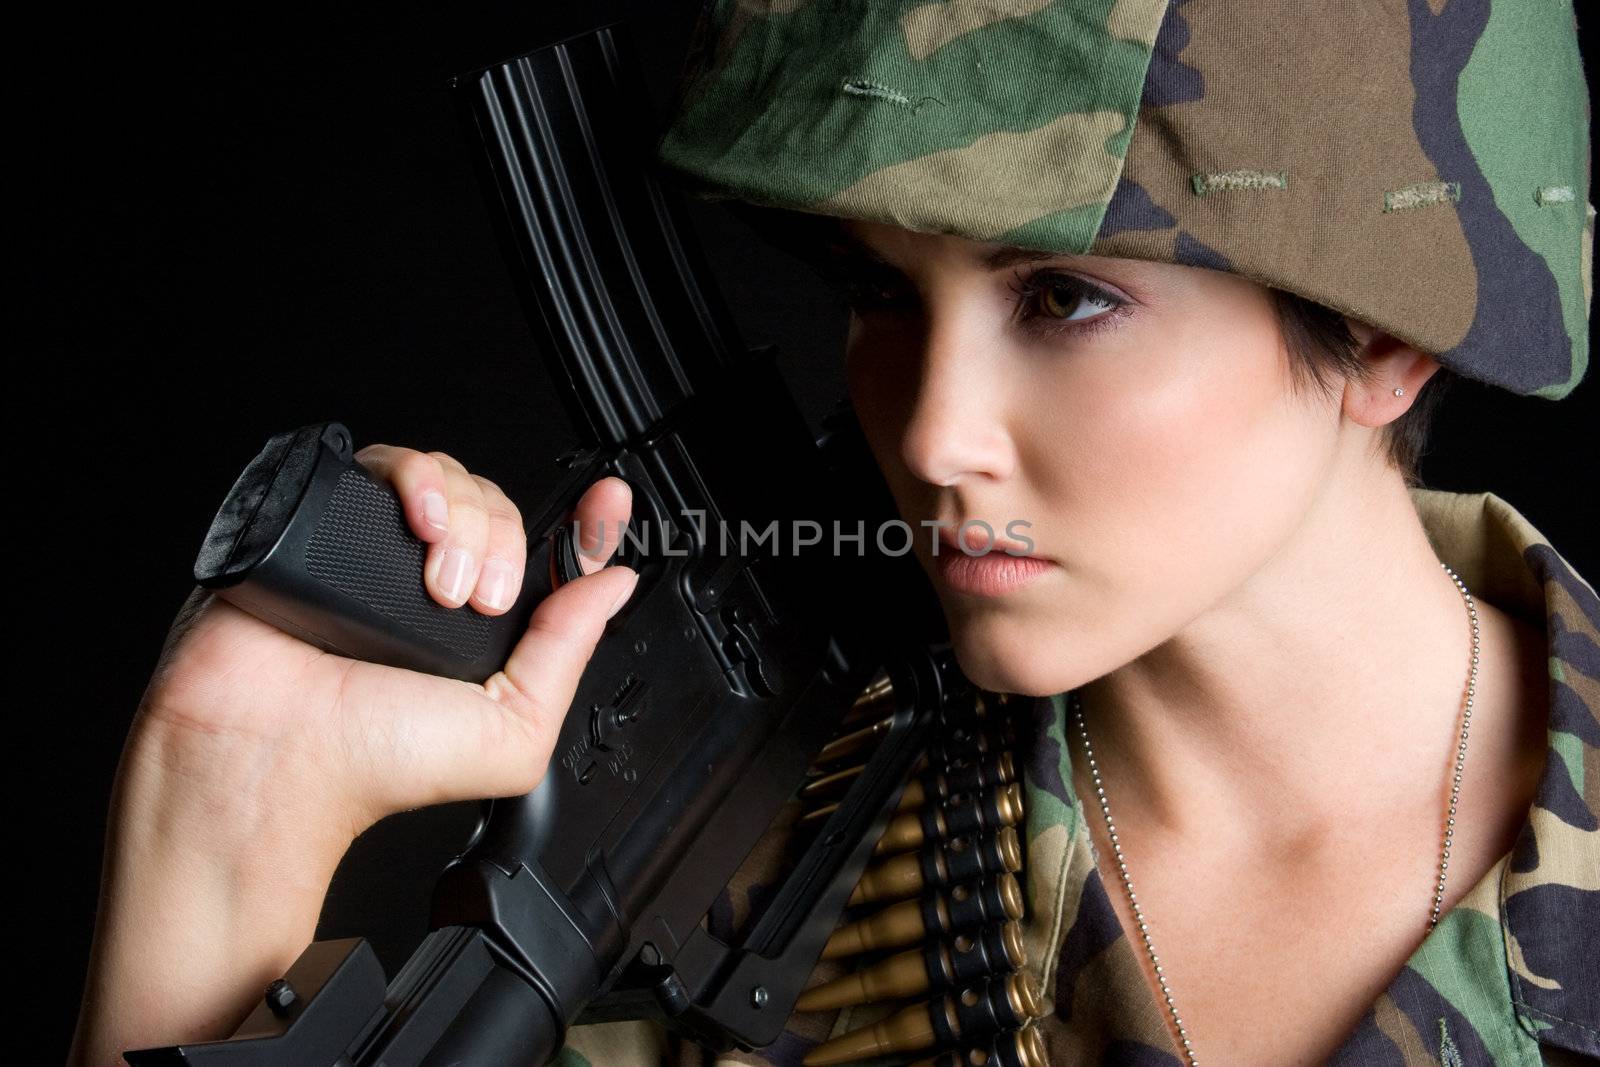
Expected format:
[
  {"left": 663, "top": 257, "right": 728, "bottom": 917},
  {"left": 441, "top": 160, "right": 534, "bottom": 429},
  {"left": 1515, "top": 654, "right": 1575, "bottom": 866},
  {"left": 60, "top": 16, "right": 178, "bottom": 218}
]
[{"left": 1339, "top": 317, "right": 1443, "bottom": 429}]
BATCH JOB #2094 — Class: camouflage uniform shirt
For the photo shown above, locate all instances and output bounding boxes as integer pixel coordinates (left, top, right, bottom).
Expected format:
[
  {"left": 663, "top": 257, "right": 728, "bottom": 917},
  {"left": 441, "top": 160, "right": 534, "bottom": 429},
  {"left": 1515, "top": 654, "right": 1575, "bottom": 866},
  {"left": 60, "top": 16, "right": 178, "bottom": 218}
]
[{"left": 558, "top": 487, "right": 1600, "bottom": 1065}]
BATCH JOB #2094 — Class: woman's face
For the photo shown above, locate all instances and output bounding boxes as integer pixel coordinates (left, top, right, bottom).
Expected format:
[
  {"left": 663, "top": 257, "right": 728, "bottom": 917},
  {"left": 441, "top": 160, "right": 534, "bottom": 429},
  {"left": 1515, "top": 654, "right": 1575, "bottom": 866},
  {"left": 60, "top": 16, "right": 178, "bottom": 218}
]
[{"left": 831, "top": 217, "right": 1356, "bottom": 696}]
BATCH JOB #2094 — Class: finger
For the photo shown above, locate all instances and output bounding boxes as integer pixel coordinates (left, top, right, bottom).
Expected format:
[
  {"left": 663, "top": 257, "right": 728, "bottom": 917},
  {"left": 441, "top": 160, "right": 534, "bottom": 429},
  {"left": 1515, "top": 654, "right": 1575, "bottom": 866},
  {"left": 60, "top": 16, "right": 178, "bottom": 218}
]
[
  {"left": 487, "top": 563, "right": 640, "bottom": 771},
  {"left": 421, "top": 452, "right": 491, "bottom": 609},
  {"left": 467, "top": 473, "right": 527, "bottom": 616},
  {"left": 354, "top": 444, "right": 451, "bottom": 544},
  {"left": 333, "top": 562, "right": 641, "bottom": 815},
  {"left": 571, "top": 476, "right": 633, "bottom": 576}
]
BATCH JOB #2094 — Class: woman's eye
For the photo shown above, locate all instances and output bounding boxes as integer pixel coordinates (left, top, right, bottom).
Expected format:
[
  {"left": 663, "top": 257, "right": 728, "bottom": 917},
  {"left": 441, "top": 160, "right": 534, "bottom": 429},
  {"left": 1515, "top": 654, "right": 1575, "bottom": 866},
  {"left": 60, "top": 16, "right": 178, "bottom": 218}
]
[
  {"left": 1012, "top": 271, "right": 1129, "bottom": 337},
  {"left": 1031, "top": 276, "right": 1120, "bottom": 321}
]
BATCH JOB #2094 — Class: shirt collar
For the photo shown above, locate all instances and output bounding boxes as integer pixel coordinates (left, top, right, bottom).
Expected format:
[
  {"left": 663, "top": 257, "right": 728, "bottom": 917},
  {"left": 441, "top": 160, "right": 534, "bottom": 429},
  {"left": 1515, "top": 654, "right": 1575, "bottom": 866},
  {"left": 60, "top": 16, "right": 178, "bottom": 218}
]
[{"left": 1410, "top": 488, "right": 1600, "bottom": 1059}]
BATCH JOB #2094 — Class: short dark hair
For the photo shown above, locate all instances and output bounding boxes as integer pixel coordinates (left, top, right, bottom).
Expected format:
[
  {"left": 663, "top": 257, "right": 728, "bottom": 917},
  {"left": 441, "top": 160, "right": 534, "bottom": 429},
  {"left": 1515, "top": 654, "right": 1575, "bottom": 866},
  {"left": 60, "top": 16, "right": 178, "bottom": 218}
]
[{"left": 1269, "top": 289, "right": 1452, "bottom": 489}]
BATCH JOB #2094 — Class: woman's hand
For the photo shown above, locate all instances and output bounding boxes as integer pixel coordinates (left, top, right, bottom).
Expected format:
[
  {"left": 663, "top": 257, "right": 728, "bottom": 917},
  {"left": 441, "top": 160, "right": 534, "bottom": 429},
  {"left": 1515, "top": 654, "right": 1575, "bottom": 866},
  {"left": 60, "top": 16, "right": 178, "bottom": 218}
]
[{"left": 68, "top": 446, "right": 636, "bottom": 1067}]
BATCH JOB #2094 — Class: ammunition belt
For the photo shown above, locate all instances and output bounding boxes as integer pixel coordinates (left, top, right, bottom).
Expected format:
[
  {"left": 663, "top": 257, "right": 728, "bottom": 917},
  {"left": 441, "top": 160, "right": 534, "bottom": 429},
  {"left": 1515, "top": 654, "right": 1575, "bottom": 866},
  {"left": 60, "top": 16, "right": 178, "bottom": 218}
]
[{"left": 792, "top": 681, "right": 1045, "bottom": 1066}]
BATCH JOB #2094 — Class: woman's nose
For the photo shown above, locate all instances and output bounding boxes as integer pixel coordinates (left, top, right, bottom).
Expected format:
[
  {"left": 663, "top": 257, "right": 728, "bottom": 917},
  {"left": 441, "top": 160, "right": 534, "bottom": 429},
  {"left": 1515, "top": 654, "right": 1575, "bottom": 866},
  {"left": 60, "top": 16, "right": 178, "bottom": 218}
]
[{"left": 897, "top": 314, "right": 1015, "bottom": 488}]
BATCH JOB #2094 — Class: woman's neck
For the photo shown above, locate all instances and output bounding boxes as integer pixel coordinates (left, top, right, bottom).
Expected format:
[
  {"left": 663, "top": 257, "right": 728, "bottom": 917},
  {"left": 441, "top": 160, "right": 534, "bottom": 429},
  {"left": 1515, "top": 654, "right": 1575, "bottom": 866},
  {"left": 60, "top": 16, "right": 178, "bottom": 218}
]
[{"left": 1073, "top": 467, "right": 1537, "bottom": 858}]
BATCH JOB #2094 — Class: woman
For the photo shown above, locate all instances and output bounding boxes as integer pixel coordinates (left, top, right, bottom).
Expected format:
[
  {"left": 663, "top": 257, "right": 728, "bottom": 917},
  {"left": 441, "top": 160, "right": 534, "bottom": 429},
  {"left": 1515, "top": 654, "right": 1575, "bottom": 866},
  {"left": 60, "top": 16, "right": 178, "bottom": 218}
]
[{"left": 71, "top": 2, "right": 1595, "bottom": 1065}]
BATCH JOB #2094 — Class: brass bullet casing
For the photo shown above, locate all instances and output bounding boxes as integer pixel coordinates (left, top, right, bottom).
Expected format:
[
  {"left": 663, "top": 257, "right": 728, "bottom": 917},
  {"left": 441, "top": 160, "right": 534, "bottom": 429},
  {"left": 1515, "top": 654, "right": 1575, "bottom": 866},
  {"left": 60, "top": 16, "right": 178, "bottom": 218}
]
[
  {"left": 798, "top": 802, "right": 838, "bottom": 826},
  {"left": 898, "top": 751, "right": 1018, "bottom": 811},
  {"left": 897, "top": 777, "right": 930, "bottom": 811},
  {"left": 838, "top": 671, "right": 897, "bottom": 729},
  {"left": 795, "top": 920, "right": 1026, "bottom": 1011},
  {"left": 850, "top": 826, "right": 1022, "bottom": 906},
  {"left": 847, "top": 849, "right": 925, "bottom": 907},
  {"left": 859, "top": 671, "right": 895, "bottom": 706},
  {"left": 876, "top": 783, "right": 1026, "bottom": 857},
  {"left": 906, "top": 1025, "right": 1049, "bottom": 1067},
  {"left": 815, "top": 713, "right": 896, "bottom": 767},
  {"left": 822, "top": 871, "right": 1024, "bottom": 959},
  {"left": 799, "top": 763, "right": 865, "bottom": 805},
  {"left": 822, "top": 894, "right": 927, "bottom": 959},
  {"left": 873, "top": 806, "right": 947, "bottom": 857},
  {"left": 800, "top": 994, "right": 945, "bottom": 1065},
  {"left": 794, "top": 943, "right": 934, "bottom": 1011},
  {"left": 801, "top": 972, "right": 1040, "bottom": 1066},
  {"left": 1013, "top": 1025, "right": 1048, "bottom": 1067}
]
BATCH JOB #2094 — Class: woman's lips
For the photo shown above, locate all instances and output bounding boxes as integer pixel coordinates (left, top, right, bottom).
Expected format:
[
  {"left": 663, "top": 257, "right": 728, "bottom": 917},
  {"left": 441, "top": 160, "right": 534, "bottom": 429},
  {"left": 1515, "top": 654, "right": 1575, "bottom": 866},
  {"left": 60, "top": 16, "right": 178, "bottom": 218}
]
[{"left": 933, "top": 539, "right": 1055, "bottom": 597}]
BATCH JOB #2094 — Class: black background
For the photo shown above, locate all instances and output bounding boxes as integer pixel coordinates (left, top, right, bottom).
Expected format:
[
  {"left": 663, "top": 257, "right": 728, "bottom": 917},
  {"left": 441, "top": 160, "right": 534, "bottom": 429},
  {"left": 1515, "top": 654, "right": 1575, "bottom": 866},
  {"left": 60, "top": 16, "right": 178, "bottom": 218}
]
[{"left": 24, "top": 3, "right": 1596, "bottom": 1059}]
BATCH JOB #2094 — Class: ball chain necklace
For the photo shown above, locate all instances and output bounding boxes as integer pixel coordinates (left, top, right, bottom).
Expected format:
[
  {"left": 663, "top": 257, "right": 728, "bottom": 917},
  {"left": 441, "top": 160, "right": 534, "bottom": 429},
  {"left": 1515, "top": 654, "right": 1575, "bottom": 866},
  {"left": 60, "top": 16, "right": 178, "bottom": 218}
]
[{"left": 1068, "top": 560, "right": 1480, "bottom": 1066}]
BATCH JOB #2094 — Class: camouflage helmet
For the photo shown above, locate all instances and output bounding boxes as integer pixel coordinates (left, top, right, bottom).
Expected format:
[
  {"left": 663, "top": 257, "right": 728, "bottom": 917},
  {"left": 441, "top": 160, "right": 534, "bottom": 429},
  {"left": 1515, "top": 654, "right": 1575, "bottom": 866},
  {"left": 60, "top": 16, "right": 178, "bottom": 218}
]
[{"left": 655, "top": 1, "right": 1593, "bottom": 399}]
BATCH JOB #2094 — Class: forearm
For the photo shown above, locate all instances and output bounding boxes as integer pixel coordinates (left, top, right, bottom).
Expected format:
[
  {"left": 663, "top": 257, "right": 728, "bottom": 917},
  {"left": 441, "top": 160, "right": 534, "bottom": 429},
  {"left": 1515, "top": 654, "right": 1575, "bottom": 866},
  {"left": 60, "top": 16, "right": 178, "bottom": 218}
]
[{"left": 68, "top": 724, "right": 350, "bottom": 1067}]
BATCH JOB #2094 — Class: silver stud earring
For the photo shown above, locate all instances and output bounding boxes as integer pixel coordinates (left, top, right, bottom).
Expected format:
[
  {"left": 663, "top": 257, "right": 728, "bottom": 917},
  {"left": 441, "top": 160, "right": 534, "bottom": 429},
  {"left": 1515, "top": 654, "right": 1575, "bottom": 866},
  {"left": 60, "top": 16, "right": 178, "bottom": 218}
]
[{"left": 1393, "top": 386, "right": 1406, "bottom": 397}]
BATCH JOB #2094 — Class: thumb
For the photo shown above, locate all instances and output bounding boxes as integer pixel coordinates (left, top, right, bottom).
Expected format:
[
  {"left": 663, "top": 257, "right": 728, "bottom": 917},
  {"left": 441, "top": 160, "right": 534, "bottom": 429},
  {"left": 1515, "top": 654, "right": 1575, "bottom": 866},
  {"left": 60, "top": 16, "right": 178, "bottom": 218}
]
[{"left": 337, "top": 563, "right": 641, "bottom": 821}]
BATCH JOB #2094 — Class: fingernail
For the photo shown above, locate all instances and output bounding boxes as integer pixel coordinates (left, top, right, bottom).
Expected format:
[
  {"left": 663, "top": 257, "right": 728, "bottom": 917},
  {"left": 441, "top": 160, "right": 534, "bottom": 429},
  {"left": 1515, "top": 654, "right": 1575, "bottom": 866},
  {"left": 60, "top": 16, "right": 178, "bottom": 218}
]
[
  {"left": 479, "top": 558, "right": 515, "bottom": 611},
  {"left": 422, "top": 491, "right": 449, "bottom": 532},
  {"left": 440, "top": 548, "right": 474, "bottom": 604},
  {"left": 607, "top": 569, "right": 639, "bottom": 620}
]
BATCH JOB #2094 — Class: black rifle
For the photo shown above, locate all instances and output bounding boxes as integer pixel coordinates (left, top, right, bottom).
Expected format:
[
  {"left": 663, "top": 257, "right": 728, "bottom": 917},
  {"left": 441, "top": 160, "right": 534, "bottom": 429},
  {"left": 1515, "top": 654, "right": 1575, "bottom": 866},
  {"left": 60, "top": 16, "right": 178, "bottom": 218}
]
[{"left": 124, "top": 22, "right": 973, "bottom": 1067}]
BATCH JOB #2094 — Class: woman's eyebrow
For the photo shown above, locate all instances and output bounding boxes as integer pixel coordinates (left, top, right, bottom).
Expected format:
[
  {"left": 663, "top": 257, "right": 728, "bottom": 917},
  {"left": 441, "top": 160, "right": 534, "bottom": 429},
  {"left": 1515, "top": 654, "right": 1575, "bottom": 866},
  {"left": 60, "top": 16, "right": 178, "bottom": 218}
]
[
  {"left": 818, "top": 234, "right": 1058, "bottom": 275},
  {"left": 980, "top": 246, "right": 1059, "bottom": 271}
]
